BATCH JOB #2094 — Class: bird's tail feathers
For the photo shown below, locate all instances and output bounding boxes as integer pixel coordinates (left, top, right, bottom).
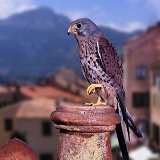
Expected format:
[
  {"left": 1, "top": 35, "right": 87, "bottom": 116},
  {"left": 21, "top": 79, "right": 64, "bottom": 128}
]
[
  {"left": 116, "top": 103, "right": 130, "bottom": 160},
  {"left": 117, "top": 92, "right": 142, "bottom": 140},
  {"left": 125, "top": 109, "right": 142, "bottom": 138}
]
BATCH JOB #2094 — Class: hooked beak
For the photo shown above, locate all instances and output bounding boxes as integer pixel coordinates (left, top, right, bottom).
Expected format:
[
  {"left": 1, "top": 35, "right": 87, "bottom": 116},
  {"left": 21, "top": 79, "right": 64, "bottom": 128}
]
[{"left": 67, "top": 26, "right": 72, "bottom": 36}]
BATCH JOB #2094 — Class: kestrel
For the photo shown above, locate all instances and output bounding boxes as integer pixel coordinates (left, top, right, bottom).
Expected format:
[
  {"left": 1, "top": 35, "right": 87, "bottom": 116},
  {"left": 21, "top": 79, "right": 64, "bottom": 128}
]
[{"left": 68, "top": 18, "right": 142, "bottom": 160}]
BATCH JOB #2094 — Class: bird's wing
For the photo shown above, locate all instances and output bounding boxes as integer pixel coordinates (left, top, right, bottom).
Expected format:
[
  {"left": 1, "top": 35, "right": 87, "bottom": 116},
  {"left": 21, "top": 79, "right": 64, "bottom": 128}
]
[
  {"left": 97, "top": 35, "right": 142, "bottom": 137},
  {"left": 97, "top": 35, "right": 123, "bottom": 88}
]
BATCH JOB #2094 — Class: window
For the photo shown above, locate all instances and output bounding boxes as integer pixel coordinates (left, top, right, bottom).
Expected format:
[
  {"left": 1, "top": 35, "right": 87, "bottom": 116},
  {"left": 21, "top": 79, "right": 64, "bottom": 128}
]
[
  {"left": 152, "top": 94, "right": 156, "bottom": 107},
  {"left": 152, "top": 69, "right": 158, "bottom": 86},
  {"left": 40, "top": 153, "right": 53, "bottom": 160},
  {"left": 136, "top": 66, "right": 147, "bottom": 80},
  {"left": 42, "top": 121, "right": 52, "bottom": 136},
  {"left": 10, "top": 131, "right": 27, "bottom": 143},
  {"left": 153, "top": 123, "right": 159, "bottom": 146},
  {"left": 4, "top": 118, "right": 13, "bottom": 131},
  {"left": 156, "top": 77, "right": 160, "bottom": 90},
  {"left": 132, "top": 92, "right": 150, "bottom": 108}
]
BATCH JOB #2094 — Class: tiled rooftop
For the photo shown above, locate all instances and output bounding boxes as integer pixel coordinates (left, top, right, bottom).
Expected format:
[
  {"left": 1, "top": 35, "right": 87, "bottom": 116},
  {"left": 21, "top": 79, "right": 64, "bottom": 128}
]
[
  {"left": 20, "top": 85, "right": 83, "bottom": 102},
  {"left": 0, "top": 98, "right": 56, "bottom": 119}
]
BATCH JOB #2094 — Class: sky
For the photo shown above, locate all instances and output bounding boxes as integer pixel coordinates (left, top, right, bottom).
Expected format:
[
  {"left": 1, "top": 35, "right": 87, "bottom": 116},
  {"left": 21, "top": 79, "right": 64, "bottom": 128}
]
[{"left": 0, "top": 0, "right": 160, "bottom": 33}]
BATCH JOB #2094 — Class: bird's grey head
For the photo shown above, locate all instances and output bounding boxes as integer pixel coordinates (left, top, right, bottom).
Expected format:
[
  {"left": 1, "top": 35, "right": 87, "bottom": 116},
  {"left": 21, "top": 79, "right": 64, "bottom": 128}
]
[{"left": 68, "top": 18, "right": 101, "bottom": 40}]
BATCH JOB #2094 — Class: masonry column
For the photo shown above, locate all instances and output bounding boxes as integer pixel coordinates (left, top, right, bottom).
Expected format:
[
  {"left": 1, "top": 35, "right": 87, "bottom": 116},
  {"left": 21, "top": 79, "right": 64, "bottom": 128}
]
[{"left": 51, "top": 105, "right": 120, "bottom": 160}]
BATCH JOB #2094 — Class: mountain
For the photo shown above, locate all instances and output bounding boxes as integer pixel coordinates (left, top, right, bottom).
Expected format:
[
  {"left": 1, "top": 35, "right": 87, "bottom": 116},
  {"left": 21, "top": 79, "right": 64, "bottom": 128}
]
[{"left": 0, "top": 7, "right": 142, "bottom": 83}]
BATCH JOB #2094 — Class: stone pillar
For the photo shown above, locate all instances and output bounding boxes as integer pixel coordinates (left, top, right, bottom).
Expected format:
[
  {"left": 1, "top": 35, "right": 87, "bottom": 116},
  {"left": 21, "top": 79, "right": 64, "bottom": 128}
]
[{"left": 51, "top": 105, "right": 120, "bottom": 160}]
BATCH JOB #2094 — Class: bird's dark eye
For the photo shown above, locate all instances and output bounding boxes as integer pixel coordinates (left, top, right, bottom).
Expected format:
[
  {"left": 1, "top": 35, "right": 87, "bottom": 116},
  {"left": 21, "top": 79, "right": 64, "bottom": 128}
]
[{"left": 76, "top": 23, "right": 82, "bottom": 29}]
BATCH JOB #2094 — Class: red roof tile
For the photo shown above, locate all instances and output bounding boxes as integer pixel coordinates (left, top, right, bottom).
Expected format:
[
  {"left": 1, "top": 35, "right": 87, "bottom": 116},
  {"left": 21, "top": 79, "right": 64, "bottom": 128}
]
[
  {"left": 16, "top": 98, "right": 56, "bottom": 118},
  {"left": 0, "top": 98, "right": 56, "bottom": 118},
  {"left": 20, "top": 85, "right": 83, "bottom": 102},
  {"left": 124, "top": 27, "right": 159, "bottom": 53}
]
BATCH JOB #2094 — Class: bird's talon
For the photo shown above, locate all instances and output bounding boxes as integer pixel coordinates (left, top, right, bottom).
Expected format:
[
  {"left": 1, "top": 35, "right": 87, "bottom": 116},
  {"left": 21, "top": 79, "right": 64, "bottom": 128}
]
[
  {"left": 85, "top": 97, "right": 106, "bottom": 106},
  {"left": 85, "top": 102, "right": 93, "bottom": 106},
  {"left": 86, "top": 84, "right": 102, "bottom": 95}
]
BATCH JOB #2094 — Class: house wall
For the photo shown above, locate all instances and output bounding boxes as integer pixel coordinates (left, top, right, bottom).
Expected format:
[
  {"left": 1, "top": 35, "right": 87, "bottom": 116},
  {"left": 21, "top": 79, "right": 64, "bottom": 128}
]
[
  {"left": 0, "top": 106, "right": 19, "bottom": 145},
  {"left": 0, "top": 92, "right": 15, "bottom": 108},
  {"left": 17, "top": 118, "right": 59, "bottom": 159},
  {"left": 123, "top": 27, "right": 160, "bottom": 117},
  {"left": 150, "top": 68, "right": 160, "bottom": 149}
]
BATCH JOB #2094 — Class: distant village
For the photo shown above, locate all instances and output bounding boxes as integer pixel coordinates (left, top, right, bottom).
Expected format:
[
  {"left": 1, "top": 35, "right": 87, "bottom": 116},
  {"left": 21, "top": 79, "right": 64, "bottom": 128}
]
[
  {"left": 0, "top": 69, "right": 97, "bottom": 159},
  {"left": 0, "top": 22, "right": 160, "bottom": 159}
]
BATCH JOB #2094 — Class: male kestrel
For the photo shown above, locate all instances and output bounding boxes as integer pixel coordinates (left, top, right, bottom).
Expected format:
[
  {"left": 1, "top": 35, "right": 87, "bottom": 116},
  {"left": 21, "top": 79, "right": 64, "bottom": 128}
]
[{"left": 68, "top": 18, "right": 142, "bottom": 160}]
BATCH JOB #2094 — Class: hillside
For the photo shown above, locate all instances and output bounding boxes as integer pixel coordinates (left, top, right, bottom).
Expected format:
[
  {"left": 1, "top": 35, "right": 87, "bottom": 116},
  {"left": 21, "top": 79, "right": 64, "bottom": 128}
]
[{"left": 0, "top": 7, "right": 141, "bottom": 83}]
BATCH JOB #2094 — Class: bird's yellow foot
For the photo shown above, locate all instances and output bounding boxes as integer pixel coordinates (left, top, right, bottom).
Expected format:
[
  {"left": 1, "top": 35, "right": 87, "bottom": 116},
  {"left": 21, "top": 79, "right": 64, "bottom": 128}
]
[
  {"left": 85, "top": 97, "right": 107, "bottom": 106},
  {"left": 86, "top": 84, "right": 102, "bottom": 95},
  {"left": 85, "top": 102, "right": 95, "bottom": 106}
]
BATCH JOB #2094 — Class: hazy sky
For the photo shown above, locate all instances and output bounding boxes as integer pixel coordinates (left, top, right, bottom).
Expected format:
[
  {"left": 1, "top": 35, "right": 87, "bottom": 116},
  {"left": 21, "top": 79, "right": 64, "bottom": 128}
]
[{"left": 0, "top": 0, "right": 160, "bottom": 32}]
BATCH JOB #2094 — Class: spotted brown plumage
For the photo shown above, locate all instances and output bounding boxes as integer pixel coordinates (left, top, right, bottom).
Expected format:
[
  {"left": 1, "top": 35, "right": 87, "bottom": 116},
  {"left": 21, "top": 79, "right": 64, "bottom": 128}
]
[{"left": 68, "top": 18, "right": 142, "bottom": 160}]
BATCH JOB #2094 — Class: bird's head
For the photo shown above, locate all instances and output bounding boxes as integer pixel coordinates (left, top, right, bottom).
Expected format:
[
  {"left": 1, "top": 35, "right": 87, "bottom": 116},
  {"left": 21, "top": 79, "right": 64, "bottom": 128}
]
[{"left": 68, "top": 18, "right": 101, "bottom": 40}]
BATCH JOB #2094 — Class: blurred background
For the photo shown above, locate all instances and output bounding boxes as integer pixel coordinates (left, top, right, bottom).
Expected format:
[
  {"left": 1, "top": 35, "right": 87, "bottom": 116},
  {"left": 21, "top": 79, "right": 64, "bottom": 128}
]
[{"left": 0, "top": 0, "right": 160, "bottom": 159}]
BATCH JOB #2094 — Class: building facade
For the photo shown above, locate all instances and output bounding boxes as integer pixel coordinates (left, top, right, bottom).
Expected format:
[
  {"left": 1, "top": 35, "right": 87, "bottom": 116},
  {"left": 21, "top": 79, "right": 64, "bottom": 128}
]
[
  {"left": 124, "top": 23, "right": 160, "bottom": 118},
  {"left": 0, "top": 98, "right": 59, "bottom": 160},
  {"left": 150, "top": 62, "right": 160, "bottom": 151}
]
